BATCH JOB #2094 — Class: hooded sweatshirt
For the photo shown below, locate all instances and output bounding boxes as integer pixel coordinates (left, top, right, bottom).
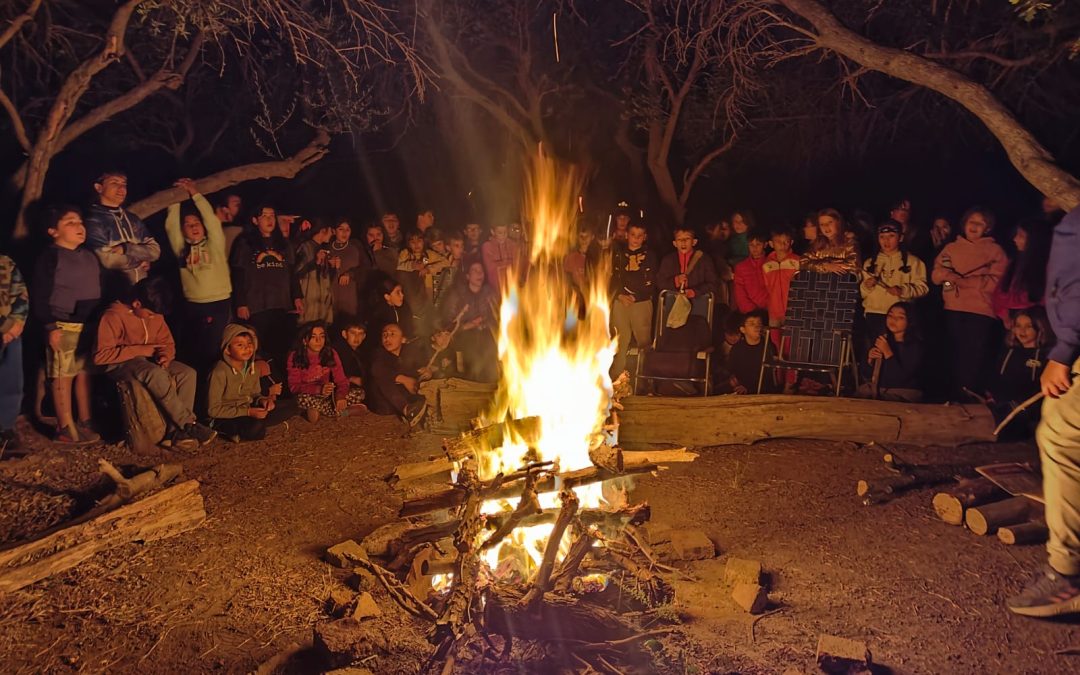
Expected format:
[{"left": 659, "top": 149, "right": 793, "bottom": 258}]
[
  {"left": 94, "top": 301, "right": 175, "bottom": 367},
  {"left": 84, "top": 203, "right": 161, "bottom": 285},
  {"left": 860, "top": 250, "right": 929, "bottom": 316},
  {"left": 931, "top": 235, "right": 1008, "bottom": 318},
  {"left": 733, "top": 255, "right": 768, "bottom": 314},
  {"left": 229, "top": 229, "right": 301, "bottom": 315},
  {"left": 207, "top": 323, "right": 262, "bottom": 419},
  {"left": 165, "top": 194, "right": 232, "bottom": 303}
]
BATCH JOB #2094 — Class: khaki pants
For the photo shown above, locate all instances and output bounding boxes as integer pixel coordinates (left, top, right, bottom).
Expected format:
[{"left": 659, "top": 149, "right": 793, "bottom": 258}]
[
  {"left": 611, "top": 299, "right": 653, "bottom": 377},
  {"left": 1037, "top": 357, "right": 1080, "bottom": 575}
]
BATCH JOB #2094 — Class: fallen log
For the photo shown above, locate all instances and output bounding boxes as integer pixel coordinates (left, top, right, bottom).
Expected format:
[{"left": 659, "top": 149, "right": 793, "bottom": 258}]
[
  {"left": 483, "top": 584, "right": 637, "bottom": 644},
  {"left": 997, "top": 520, "right": 1049, "bottom": 546},
  {"left": 115, "top": 377, "right": 168, "bottom": 453},
  {"left": 932, "top": 477, "right": 1008, "bottom": 525},
  {"left": 965, "top": 496, "right": 1038, "bottom": 536},
  {"left": 419, "top": 378, "right": 496, "bottom": 434},
  {"left": 0, "top": 480, "right": 205, "bottom": 593},
  {"left": 619, "top": 395, "right": 996, "bottom": 447}
]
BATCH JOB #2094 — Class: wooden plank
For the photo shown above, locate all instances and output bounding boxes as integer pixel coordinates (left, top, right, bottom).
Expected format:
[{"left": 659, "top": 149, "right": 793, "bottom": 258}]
[{"left": 0, "top": 480, "right": 205, "bottom": 593}]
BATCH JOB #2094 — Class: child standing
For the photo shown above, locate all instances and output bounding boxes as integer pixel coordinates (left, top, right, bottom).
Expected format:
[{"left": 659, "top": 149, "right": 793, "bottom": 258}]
[
  {"left": 726, "top": 211, "right": 753, "bottom": 269},
  {"left": 860, "top": 220, "right": 929, "bottom": 352},
  {"left": 481, "top": 224, "right": 521, "bottom": 294},
  {"left": 0, "top": 253, "right": 29, "bottom": 451},
  {"left": 207, "top": 323, "right": 292, "bottom": 442},
  {"left": 609, "top": 223, "right": 657, "bottom": 378},
  {"left": 32, "top": 207, "right": 102, "bottom": 444},
  {"left": 858, "top": 302, "right": 924, "bottom": 402},
  {"left": 801, "top": 208, "right": 860, "bottom": 275},
  {"left": 727, "top": 311, "right": 775, "bottom": 394},
  {"left": 286, "top": 322, "right": 362, "bottom": 422},
  {"left": 94, "top": 278, "right": 216, "bottom": 450},
  {"left": 762, "top": 227, "right": 801, "bottom": 329},
  {"left": 733, "top": 230, "right": 769, "bottom": 314},
  {"left": 992, "top": 219, "right": 1052, "bottom": 325},
  {"left": 295, "top": 220, "right": 335, "bottom": 325},
  {"left": 327, "top": 219, "right": 368, "bottom": 325},
  {"left": 931, "top": 207, "right": 1008, "bottom": 398},
  {"left": 164, "top": 178, "right": 232, "bottom": 371}
]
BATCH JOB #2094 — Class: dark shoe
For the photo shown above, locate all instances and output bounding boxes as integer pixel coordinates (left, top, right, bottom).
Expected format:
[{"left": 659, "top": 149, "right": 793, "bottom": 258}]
[
  {"left": 166, "top": 428, "right": 199, "bottom": 452},
  {"left": 55, "top": 424, "right": 90, "bottom": 445},
  {"left": 185, "top": 423, "right": 217, "bottom": 446},
  {"left": 76, "top": 421, "right": 101, "bottom": 443},
  {"left": 404, "top": 398, "right": 427, "bottom": 427},
  {"left": 1007, "top": 566, "right": 1080, "bottom": 617},
  {"left": 0, "top": 428, "right": 21, "bottom": 455}
]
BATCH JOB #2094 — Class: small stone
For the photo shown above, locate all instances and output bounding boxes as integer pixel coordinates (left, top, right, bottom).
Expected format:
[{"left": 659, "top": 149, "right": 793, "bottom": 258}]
[
  {"left": 641, "top": 521, "right": 673, "bottom": 545},
  {"left": 731, "top": 583, "right": 768, "bottom": 614},
  {"left": 351, "top": 592, "right": 382, "bottom": 620},
  {"left": 724, "top": 557, "right": 762, "bottom": 585},
  {"left": 668, "top": 530, "right": 715, "bottom": 561},
  {"left": 327, "top": 589, "right": 354, "bottom": 617},
  {"left": 816, "top": 634, "right": 871, "bottom": 674},
  {"left": 326, "top": 540, "right": 368, "bottom": 568},
  {"left": 348, "top": 567, "right": 377, "bottom": 591},
  {"left": 313, "top": 618, "right": 389, "bottom": 669}
]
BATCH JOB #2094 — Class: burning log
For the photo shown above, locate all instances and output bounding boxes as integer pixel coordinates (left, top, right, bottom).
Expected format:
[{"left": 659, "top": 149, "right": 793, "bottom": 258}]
[
  {"left": 399, "top": 450, "right": 689, "bottom": 518},
  {"left": 483, "top": 584, "right": 638, "bottom": 644},
  {"left": 521, "top": 489, "right": 579, "bottom": 607}
]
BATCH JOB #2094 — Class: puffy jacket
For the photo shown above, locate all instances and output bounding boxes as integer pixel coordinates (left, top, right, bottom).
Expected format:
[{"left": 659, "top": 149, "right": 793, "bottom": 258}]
[
  {"left": 932, "top": 235, "right": 1008, "bottom": 318},
  {"left": 762, "top": 251, "right": 801, "bottom": 322},
  {"left": 84, "top": 203, "right": 160, "bottom": 285},
  {"left": 860, "top": 250, "right": 929, "bottom": 316},
  {"left": 1047, "top": 206, "right": 1080, "bottom": 365}
]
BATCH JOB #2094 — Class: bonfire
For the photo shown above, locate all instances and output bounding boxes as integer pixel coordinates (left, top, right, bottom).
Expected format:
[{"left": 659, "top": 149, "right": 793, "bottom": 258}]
[{"left": 366, "top": 152, "right": 698, "bottom": 673}]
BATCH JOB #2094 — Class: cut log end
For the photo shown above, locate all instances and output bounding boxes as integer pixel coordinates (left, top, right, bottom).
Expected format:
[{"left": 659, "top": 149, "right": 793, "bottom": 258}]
[
  {"left": 965, "top": 496, "right": 1034, "bottom": 536},
  {"left": 997, "top": 521, "right": 1049, "bottom": 546}
]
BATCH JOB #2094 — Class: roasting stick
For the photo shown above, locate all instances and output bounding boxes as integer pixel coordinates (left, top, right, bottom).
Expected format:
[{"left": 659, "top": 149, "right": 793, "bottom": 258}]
[
  {"left": 869, "top": 356, "right": 883, "bottom": 400},
  {"left": 425, "top": 304, "right": 470, "bottom": 373},
  {"left": 994, "top": 392, "right": 1045, "bottom": 436}
]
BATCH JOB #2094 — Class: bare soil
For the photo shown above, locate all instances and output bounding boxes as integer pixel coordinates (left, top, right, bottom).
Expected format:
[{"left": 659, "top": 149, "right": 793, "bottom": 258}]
[{"left": 0, "top": 413, "right": 1076, "bottom": 674}]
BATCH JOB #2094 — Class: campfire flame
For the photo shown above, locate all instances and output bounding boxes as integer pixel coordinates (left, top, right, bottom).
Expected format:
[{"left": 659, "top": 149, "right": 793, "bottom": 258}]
[{"left": 440, "top": 152, "right": 617, "bottom": 585}]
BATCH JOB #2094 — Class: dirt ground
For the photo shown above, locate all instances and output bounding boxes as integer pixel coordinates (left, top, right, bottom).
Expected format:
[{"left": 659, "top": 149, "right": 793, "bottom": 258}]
[{"left": 1, "top": 411, "right": 1078, "bottom": 674}]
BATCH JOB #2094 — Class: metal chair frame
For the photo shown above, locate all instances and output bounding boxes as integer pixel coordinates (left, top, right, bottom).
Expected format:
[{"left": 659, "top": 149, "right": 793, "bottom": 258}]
[
  {"left": 633, "top": 290, "right": 715, "bottom": 396},
  {"left": 757, "top": 326, "right": 859, "bottom": 396}
]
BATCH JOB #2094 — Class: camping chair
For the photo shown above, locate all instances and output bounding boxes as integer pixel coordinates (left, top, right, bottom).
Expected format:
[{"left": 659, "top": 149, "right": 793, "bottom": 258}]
[
  {"left": 634, "top": 290, "right": 715, "bottom": 396},
  {"left": 757, "top": 271, "right": 860, "bottom": 396}
]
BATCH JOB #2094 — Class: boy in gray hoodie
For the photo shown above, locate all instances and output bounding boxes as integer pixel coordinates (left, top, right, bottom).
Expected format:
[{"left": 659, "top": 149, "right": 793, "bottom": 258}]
[{"left": 206, "top": 323, "right": 295, "bottom": 441}]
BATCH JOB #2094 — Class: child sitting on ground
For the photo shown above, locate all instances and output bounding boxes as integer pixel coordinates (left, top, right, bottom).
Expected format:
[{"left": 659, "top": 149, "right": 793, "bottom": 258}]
[
  {"left": 728, "top": 311, "right": 776, "bottom": 394},
  {"left": 207, "top": 323, "right": 294, "bottom": 442},
  {"left": 286, "top": 322, "right": 364, "bottom": 422},
  {"left": 331, "top": 319, "right": 369, "bottom": 407},
  {"left": 985, "top": 307, "right": 1054, "bottom": 437},
  {"left": 367, "top": 322, "right": 428, "bottom": 426},
  {"left": 857, "top": 301, "right": 924, "bottom": 402},
  {"left": 32, "top": 206, "right": 102, "bottom": 444},
  {"left": 94, "top": 278, "right": 216, "bottom": 450}
]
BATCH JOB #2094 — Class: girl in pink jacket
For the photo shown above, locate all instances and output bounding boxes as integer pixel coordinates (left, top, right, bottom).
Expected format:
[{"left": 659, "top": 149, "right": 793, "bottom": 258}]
[
  {"left": 931, "top": 207, "right": 1008, "bottom": 399},
  {"left": 286, "top": 322, "right": 364, "bottom": 422}
]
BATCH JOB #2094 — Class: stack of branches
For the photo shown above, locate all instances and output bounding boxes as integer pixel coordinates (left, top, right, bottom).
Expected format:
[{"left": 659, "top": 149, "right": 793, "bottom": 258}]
[{"left": 361, "top": 418, "right": 697, "bottom": 673}]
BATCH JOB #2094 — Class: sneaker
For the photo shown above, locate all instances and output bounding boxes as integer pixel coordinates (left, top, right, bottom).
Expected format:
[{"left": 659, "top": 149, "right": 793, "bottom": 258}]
[
  {"left": 76, "top": 421, "right": 100, "bottom": 443},
  {"left": 403, "top": 398, "right": 427, "bottom": 428},
  {"left": 1007, "top": 566, "right": 1080, "bottom": 617},
  {"left": 55, "top": 425, "right": 90, "bottom": 445},
  {"left": 184, "top": 423, "right": 217, "bottom": 446},
  {"left": 166, "top": 428, "right": 199, "bottom": 452}
]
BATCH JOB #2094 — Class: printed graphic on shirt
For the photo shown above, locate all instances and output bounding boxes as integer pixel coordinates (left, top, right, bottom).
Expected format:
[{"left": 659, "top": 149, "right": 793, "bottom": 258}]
[{"left": 254, "top": 249, "right": 286, "bottom": 268}]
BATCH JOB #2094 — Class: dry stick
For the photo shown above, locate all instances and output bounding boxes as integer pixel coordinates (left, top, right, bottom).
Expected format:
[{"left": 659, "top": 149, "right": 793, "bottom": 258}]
[
  {"left": 869, "top": 355, "right": 882, "bottom": 399},
  {"left": 551, "top": 527, "right": 598, "bottom": 591},
  {"left": 520, "top": 489, "right": 579, "bottom": 608},
  {"left": 426, "top": 304, "right": 470, "bottom": 372},
  {"left": 750, "top": 607, "right": 784, "bottom": 644},
  {"left": 479, "top": 470, "right": 542, "bottom": 551},
  {"left": 350, "top": 557, "right": 437, "bottom": 621},
  {"left": 994, "top": 392, "right": 1045, "bottom": 436}
]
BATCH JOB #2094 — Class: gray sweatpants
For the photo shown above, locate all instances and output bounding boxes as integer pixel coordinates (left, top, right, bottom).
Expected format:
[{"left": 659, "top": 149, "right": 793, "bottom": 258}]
[{"left": 110, "top": 358, "right": 196, "bottom": 429}]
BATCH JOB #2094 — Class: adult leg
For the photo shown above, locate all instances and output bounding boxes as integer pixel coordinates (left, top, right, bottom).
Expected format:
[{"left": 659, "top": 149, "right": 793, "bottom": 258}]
[{"left": 0, "top": 338, "right": 24, "bottom": 430}]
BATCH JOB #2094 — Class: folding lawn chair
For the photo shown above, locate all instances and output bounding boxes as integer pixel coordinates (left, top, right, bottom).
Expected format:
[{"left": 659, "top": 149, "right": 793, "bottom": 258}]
[{"left": 634, "top": 290, "right": 715, "bottom": 396}]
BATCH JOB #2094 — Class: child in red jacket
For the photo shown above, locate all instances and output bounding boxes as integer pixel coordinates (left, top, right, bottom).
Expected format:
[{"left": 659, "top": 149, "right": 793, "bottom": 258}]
[
  {"left": 762, "top": 227, "right": 801, "bottom": 327},
  {"left": 733, "top": 231, "right": 769, "bottom": 314}
]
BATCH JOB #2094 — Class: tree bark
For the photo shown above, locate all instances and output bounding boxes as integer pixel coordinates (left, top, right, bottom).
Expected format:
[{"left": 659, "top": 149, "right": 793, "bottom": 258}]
[
  {"left": 127, "top": 128, "right": 331, "bottom": 219},
  {"left": 964, "top": 496, "right": 1037, "bottom": 536},
  {"left": 777, "top": 0, "right": 1080, "bottom": 210},
  {"left": 931, "top": 477, "right": 1007, "bottom": 525}
]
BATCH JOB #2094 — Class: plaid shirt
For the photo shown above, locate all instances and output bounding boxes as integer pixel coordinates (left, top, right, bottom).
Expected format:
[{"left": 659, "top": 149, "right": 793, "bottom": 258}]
[{"left": 0, "top": 254, "right": 29, "bottom": 335}]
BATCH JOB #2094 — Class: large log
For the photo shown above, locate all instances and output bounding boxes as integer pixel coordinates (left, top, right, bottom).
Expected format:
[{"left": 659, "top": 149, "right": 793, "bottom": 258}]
[
  {"left": 116, "top": 377, "right": 168, "bottom": 453},
  {"left": 618, "top": 395, "right": 995, "bottom": 447},
  {"left": 419, "top": 378, "right": 496, "bottom": 435},
  {"left": 965, "top": 496, "right": 1038, "bottom": 536},
  {"left": 0, "top": 480, "right": 205, "bottom": 593}
]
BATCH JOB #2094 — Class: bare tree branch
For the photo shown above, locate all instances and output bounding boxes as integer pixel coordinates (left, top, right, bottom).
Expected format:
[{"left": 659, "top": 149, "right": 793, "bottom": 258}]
[{"left": 0, "top": 0, "right": 41, "bottom": 51}]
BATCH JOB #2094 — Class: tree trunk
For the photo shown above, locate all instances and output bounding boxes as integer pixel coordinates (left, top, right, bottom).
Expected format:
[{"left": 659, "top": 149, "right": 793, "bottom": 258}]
[
  {"left": 618, "top": 395, "right": 996, "bottom": 447},
  {"left": 127, "top": 128, "right": 331, "bottom": 219},
  {"left": 777, "top": 0, "right": 1080, "bottom": 210}
]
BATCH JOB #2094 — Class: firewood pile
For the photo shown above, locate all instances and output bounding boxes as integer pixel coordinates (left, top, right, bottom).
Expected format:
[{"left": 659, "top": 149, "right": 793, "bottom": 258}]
[
  {"left": 320, "top": 415, "right": 701, "bottom": 674},
  {"left": 856, "top": 454, "right": 1046, "bottom": 547}
]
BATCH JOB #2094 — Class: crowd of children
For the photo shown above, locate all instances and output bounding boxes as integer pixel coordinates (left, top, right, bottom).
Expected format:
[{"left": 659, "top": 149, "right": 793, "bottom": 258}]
[{"left": 0, "top": 169, "right": 1070, "bottom": 453}]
